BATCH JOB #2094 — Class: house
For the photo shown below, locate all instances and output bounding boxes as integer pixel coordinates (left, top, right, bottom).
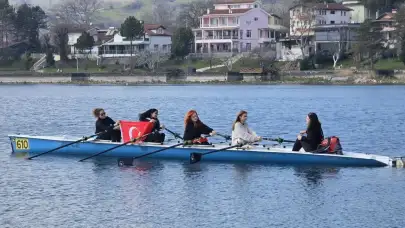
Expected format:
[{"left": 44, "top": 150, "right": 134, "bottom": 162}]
[
  {"left": 99, "top": 24, "right": 172, "bottom": 58},
  {"left": 373, "top": 9, "right": 397, "bottom": 49},
  {"left": 285, "top": 3, "right": 354, "bottom": 60},
  {"left": 192, "top": 0, "right": 288, "bottom": 55},
  {"left": 342, "top": 0, "right": 377, "bottom": 23},
  {"left": 67, "top": 26, "right": 118, "bottom": 58}
]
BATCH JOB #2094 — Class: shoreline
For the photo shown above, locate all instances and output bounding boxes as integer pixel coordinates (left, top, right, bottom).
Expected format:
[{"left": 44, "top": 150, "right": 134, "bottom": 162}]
[{"left": 1, "top": 73, "right": 405, "bottom": 85}]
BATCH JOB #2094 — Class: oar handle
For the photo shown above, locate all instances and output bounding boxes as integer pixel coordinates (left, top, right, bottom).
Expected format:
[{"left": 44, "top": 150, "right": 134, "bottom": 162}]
[
  {"left": 217, "top": 133, "right": 231, "bottom": 140},
  {"left": 165, "top": 128, "right": 183, "bottom": 140}
]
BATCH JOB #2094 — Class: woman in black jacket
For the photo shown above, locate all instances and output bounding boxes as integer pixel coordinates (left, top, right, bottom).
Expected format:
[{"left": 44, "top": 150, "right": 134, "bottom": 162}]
[
  {"left": 183, "top": 110, "right": 216, "bottom": 144},
  {"left": 292, "top": 112, "right": 324, "bottom": 152},
  {"left": 139, "top": 108, "right": 165, "bottom": 143},
  {"left": 93, "top": 108, "right": 121, "bottom": 142}
]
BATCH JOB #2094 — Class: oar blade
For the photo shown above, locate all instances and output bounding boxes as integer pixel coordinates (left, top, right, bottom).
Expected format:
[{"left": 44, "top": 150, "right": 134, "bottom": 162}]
[{"left": 190, "top": 152, "right": 203, "bottom": 164}]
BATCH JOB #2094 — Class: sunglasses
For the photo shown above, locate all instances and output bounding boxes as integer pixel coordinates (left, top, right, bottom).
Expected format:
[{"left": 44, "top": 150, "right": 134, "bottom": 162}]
[{"left": 100, "top": 112, "right": 106, "bottom": 116}]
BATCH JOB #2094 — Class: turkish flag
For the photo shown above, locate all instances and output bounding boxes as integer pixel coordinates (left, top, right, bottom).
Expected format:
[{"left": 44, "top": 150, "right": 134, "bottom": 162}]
[{"left": 120, "top": 120, "right": 154, "bottom": 143}]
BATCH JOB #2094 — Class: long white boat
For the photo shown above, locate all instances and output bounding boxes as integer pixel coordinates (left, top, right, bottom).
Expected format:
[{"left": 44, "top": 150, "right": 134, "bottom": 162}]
[{"left": 8, "top": 134, "right": 405, "bottom": 168}]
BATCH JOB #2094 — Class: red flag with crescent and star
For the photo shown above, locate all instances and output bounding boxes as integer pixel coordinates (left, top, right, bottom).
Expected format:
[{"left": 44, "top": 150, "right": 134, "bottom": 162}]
[{"left": 119, "top": 120, "right": 154, "bottom": 143}]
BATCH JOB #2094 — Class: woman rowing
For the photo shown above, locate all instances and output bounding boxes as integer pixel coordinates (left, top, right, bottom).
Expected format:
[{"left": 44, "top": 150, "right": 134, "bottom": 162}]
[
  {"left": 92, "top": 108, "right": 121, "bottom": 142},
  {"left": 231, "top": 110, "right": 262, "bottom": 146},
  {"left": 183, "top": 110, "right": 216, "bottom": 144},
  {"left": 139, "top": 108, "right": 165, "bottom": 143},
  {"left": 292, "top": 112, "right": 324, "bottom": 152}
]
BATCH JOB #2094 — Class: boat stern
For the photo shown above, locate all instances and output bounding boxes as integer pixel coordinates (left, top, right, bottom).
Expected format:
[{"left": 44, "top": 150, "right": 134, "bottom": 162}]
[{"left": 8, "top": 134, "right": 31, "bottom": 155}]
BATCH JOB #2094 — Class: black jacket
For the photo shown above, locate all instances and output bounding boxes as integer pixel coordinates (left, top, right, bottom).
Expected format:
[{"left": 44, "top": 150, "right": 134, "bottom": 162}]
[
  {"left": 183, "top": 122, "right": 213, "bottom": 141},
  {"left": 95, "top": 117, "right": 115, "bottom": 140},
  {"left": 301, "top": 126, "right": 324, "bottom": 150}
]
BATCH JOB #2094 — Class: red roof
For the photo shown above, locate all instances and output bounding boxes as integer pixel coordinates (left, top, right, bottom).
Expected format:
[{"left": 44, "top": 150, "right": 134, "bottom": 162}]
[
  {"left": 143, "top": 24, "right": 171, "bottom": 36},
  {"left": 214, "top": 0, "right": 256, "bottom": 3},
  {"left": 205, "top": 8, "right": 251, "bottom": 15}
]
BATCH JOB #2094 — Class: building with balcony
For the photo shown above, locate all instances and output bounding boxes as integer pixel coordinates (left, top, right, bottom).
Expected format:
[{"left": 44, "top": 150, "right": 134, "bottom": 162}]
[
  {"left": 285, "top": 3, "right": 354, "bottom": 59},
  {"left": 99, "top": 24, "right": 172, "bottom": 58},
  {"left": 192, "top": 0, "right": 288, "bottom": 55},
  {"left": 373, "top": 9, "right": 397, "bottom": 49}
]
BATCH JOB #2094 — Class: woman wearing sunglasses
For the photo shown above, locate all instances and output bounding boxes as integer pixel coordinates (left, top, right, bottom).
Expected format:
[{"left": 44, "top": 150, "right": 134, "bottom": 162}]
[{"left": 92, "top": 108, "right": 121, "bottom": 142}]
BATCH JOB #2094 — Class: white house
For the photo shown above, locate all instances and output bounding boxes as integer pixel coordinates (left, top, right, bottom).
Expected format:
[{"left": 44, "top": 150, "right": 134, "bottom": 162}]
[
  {"left": 284, "top": 2, "right": 354, "bottom": 60},
  {"left": 192, "top": 0, "right": 288, "bottom": 55},
  {"left": 342, "top": 0, "right": 377, "bottom": 23},
  {"left": 100, "top": 24, "right": 172, "bottom": 58},
  {"left": 373, "top": 9, "right": 397, "bottom": 49},
  {"left": 67, "top": 27, "right": 118, "bottom": 58}
]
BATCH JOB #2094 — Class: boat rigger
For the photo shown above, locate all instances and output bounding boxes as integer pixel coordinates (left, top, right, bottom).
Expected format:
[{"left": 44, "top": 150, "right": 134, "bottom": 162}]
[{"left": 7, "top": 134, "right": 405, "bottom": 168}]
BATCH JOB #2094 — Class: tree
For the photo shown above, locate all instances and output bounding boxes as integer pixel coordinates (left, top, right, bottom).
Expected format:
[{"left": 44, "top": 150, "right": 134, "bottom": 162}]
[
  {"left": 177, "top": 0, "right": 213, "bottom": 28},
  {"left": 0, "top": 0, "right": 15, "bottom": 48},
  {"left": 52, "top": 23, "right": 69, "bottom": 62},
  {"left": 353, "top": 19, "right": 383, "bottom": 69},
  {"left": 144, "top": 50, "right": 162, "bottom": 72},
  {"left": 359, "top": 0, "right": 404, "bottom": 11},
  {"left": 13, "top": 4, "right": 46, "bottom": 51},
  {"left": 151, "top": 0, "right": 176, "bottom": 29},
  {"left": 120, "top": 16, "right": 144, "bottom": 72},
  {"left": 331, "top": 26, "right": 348, "bottom": 69},
  {"left": 53, "top": 0, "right": 102, "bottom": 26},
  {"left": 41, "top": 33, "right": 55, "bottom": 67},
  {"left": 171, "top": 27, "right": 193, "bottom": 59},
  {"left": 75, "top": 31, "right": 95, "bottom": 56},
  {"left": 289, "top": 4, "right": 319, "bottom": 58}
]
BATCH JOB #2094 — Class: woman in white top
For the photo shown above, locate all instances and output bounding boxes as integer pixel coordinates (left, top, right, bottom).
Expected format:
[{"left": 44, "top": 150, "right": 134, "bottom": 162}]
[{"left": 231, "top": 110, "right": 262, "bottom": 146}]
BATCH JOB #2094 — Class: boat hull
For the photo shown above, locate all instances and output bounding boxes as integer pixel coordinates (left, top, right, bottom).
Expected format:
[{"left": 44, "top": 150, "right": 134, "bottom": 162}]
[{"left": 8, "top": 135, "right": 392, "bottom": 167}]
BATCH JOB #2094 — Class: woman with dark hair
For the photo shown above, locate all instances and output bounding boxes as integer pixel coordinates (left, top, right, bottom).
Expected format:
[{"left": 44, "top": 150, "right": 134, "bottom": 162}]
[
  {"left": 139, "top": 108, "right": 165, "bottom": 143},
  {"left": 292, "top": 112, "right": 324, "bottom": 152},
  {"left": 92, "top": 108, "right": 121, "bottom": 142},
  {"left": 183, "top": 110, "right": 216, "bottom": 144},
  {"left": 231, "top": 110, "right": 261, "bottom": 146}
]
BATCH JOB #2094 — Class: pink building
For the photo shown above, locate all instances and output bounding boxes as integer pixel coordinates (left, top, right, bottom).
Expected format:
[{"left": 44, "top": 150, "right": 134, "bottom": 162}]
[{"left": 192, "top": 0, "right": 288, "bottom": 54}]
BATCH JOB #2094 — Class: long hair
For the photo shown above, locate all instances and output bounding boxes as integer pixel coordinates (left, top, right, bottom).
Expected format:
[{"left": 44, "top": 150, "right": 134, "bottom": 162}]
[
  {"left": 232, "top": 110, "right": 247, "bottom": 130},
  {"left": 92, "top": 108, "right": 104, "bottom": 118},
  {"left": 307, "top": 112, "right": 321, "bottom": 130},
  {"left": 139, "top": 108, "right": 158, "bottom": 120},
  {"left": 184, "top": 110, "right": 202, "bottom": 128}
]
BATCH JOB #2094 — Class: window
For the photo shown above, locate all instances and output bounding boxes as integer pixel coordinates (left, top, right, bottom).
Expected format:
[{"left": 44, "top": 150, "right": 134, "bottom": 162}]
[
  {"left": 330, "top": 10, "right": 335, "bottom": 14},
  {"left": 254, "top": 4, "right": 257, "bottom": 8},
  {"left": 154, "top": 44, "right": 158, "bottom": 51},
  {"left": 240, "top": 30, "right": 243, "bottom": 39},
  {"left": 254, "top": 17, "right": 258, "bottom": 21},
  {"left": 220, "top": 17, "right": 226, "bottom": 25},
  {"left": 246, "top": 30, "right": 251, "bottom": 38},
  {"left": 319, "top": 10, "right": 326, "bottom": 15},
  {"left": 162, "top": 45, "right": 167, "bottom": 52},
  {"left": 344, "top": 12, "right": 346, "bottom": 16},
  {"left": 330, "top": 21, "right": 335, "bottom": 24}
]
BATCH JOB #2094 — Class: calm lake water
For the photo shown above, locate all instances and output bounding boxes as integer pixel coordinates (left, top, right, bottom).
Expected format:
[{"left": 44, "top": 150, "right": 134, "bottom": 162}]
[{"left": 1, "top": 84, "right": 405, "bottom": 228}]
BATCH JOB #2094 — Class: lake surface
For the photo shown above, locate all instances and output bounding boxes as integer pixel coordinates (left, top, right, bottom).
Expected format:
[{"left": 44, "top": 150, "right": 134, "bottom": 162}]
[{"left": 1, "top": 84, "right": 405, "bottom": 228}]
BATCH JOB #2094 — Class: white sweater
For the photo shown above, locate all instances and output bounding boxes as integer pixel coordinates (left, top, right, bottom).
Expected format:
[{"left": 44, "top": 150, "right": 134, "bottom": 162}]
[{"left": 231, "top": 122, "right": 260, "bottom": 146}]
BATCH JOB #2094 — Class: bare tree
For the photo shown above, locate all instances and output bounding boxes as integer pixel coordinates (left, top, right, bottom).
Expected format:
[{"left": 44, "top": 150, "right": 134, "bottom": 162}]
[
  {"left": 331, "top": 26, "right": 348, "bottom": 69},
  {"left": 151, "top": 0, "right": 177, "bottom": 28},
  {"left": 221, "top": 55, "right": 234, "bottom": 71},
  {"left": 51, "top": 23, "right": 69, "bottom": 62},
  {"left": 289, "top": 4, "right": 319, "bottom": 58},
  {"left": 53, "top": 0, "right": 103, "bottom": 26},
  {"left": 177, "top": 0, "right": 213, "bottom": 28},
  {"left": 144, "top": 50, "right": 163, "bottom": 72}
]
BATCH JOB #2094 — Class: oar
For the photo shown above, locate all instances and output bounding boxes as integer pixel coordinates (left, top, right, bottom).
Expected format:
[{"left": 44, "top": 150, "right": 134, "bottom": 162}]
[
  {"left": 78, "top": 131, "right": 156, "bottom": 162},
  {"left": 165, "top": 128, "right": 183, "bottom": 140},
  {"left": 217, "top": 133, "right": 231, "bottom": 141},
  {"left": 262, "top": 137, "right": 295, "bottom": 144},
  {"left": 26, "top": 127, "right": 114, "bottom": 160},
  {"left": 189, "top": 143, "right": 243, "bottom": 164}
]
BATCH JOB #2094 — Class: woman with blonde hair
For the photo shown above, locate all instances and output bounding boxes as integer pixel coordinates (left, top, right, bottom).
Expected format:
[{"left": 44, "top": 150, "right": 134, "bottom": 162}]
[
  {"left": 183, "top": 110, "right": 216, "bottom": 144},
  {"left": 231, "top": 110, "right": 261, "bottom": 146},
  {"left": 92, "top": 108, "right": 121, "bottom": 142}
]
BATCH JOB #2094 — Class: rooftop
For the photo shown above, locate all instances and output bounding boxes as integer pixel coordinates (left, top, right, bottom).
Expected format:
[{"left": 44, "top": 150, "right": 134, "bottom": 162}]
[
  {"left": 291, "top": 3, "right": 353, "bottom": 11},
  {"left": 214, "top": 0, "right": 256, "bottom": 4}
]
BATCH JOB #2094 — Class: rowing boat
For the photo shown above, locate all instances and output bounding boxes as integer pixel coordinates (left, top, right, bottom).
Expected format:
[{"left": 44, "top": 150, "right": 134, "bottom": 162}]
[{"left": 8, "top": 134, "right": 402, "bottom": 168}]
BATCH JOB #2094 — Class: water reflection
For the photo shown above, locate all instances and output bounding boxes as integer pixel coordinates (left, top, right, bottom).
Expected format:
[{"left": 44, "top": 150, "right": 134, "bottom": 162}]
[{"left": 294, "top": 166, "right": 340, "bottom": 187}]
